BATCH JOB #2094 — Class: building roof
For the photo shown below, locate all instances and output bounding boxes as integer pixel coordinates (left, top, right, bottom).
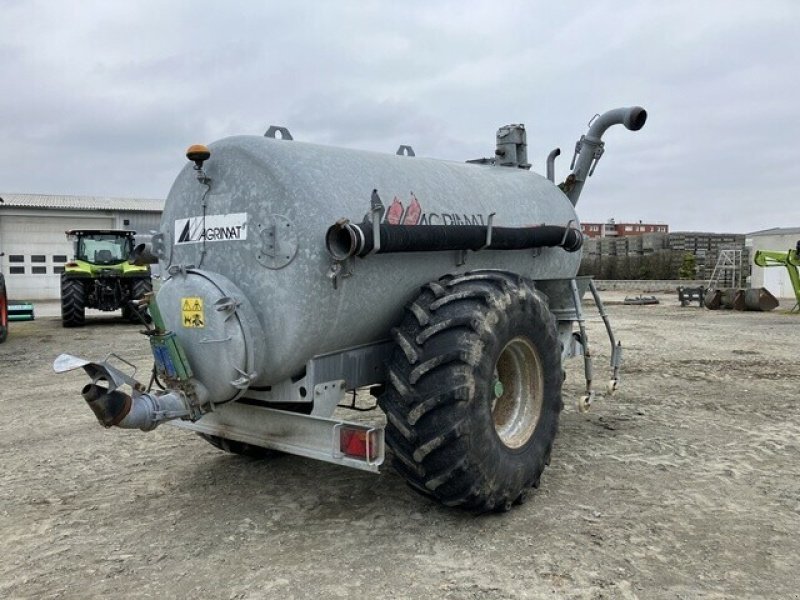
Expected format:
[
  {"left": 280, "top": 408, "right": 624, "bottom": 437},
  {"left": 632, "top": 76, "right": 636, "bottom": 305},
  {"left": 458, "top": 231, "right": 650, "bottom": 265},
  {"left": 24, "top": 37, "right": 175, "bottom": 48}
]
[
  {"left": 746, "top": 227, "right": 800, "bottom": 237},
  {"left": 0, "top": 193, "right": 164, "bottom": 212}
]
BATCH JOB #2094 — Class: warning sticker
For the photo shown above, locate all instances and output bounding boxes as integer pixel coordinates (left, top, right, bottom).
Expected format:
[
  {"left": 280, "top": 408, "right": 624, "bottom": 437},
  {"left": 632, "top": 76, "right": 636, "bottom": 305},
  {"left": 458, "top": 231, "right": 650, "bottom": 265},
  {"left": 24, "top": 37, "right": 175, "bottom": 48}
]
[{"left": 181, "top": 297, "right": 204, "bottom": 328}]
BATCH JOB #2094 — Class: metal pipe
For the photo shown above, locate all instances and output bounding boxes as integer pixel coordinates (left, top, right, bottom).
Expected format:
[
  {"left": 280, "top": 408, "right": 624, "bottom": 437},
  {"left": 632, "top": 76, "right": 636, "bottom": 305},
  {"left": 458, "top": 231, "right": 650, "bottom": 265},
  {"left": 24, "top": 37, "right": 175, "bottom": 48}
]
[
  {"left": 546, "top": 148, "right": 560, "bottom": 182},
  {"left": 82, "top": 383, "right": 192, "bottom": 431},
  {"left": 129, "top": 243, "right": 159, "bottom": 266},
  {"left": 565, "top": 106, "right": 647, "bottom": 206}
]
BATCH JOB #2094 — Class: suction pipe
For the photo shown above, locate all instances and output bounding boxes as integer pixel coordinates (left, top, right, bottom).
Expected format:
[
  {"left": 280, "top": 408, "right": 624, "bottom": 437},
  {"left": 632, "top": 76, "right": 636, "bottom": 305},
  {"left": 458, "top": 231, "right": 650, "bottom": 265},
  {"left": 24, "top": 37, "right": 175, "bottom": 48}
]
[{"left": 565, "top": 106, "right": 647, "bottom": 206}]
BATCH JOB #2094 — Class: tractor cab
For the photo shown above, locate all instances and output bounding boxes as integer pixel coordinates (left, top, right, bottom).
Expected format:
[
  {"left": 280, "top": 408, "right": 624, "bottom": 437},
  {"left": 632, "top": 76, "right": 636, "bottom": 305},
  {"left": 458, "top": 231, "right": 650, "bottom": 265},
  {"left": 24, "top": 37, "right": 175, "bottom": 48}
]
[{"left": 66, "top": 230, "right": 136, "bottom": 266}]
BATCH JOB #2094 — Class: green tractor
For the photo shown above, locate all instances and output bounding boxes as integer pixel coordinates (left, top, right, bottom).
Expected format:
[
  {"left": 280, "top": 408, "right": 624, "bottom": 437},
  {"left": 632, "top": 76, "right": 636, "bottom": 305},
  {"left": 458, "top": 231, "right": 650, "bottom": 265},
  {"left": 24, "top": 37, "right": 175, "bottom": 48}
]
[{"left": 61, "top": 230, "right": 152, "bottom": 327}]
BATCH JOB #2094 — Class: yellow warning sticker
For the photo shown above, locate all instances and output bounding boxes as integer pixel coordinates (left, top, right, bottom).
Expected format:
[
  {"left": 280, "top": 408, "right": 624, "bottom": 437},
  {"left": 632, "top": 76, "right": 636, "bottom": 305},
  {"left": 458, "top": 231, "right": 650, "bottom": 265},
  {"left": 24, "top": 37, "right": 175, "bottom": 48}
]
[{"left": 181, "top": 297, "right": 204, "bottom": 328}]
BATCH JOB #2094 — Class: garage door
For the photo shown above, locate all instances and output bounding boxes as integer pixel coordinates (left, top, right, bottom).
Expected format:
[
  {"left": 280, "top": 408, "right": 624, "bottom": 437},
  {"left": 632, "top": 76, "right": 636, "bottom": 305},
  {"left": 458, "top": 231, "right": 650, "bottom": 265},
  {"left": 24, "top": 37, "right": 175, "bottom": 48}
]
[{"left": 0, "top": 215, "right": 114, "bottom": 300}]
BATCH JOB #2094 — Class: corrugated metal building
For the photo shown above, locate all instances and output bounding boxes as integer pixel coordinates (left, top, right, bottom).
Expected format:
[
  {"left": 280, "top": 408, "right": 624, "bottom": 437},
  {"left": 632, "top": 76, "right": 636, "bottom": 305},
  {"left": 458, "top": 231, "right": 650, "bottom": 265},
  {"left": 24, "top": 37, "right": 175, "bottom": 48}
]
[
  {"left": 746, "top": 227, "right": 800, "bottom": 299},
  {"left": 0, "top": 193, "right": 164, "bottom": 300}
]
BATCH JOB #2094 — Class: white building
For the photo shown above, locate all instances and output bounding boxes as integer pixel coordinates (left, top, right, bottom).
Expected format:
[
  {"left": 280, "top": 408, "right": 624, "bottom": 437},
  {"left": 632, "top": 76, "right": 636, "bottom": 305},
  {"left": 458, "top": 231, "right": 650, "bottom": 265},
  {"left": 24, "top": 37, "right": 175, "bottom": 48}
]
[
  {"left": 746, "top": 227, "right": 800, "bottom": 300},
  {"left": 0, "top": 193, "right": 163, "bottom": 300}
]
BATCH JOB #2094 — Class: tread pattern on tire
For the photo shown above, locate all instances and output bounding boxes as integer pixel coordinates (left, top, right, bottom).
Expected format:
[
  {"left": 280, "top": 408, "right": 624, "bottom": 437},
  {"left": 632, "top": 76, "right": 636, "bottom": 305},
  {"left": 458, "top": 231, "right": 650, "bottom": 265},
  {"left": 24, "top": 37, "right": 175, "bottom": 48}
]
[
  {"left": 127, "top": 278, "right": 153, "bottom": 322},
  {"left": 61, "top": 276, "right": 86, "bottom": 328},
  {"left": 379, "top": 270, "right": 562, "bottom": 512}
]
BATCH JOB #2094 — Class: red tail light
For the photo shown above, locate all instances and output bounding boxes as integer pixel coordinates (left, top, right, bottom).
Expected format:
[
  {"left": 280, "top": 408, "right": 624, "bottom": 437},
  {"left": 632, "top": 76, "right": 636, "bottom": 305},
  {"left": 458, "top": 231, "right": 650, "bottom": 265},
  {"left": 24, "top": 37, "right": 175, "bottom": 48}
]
[{"left": 339, "top": 427, "right": 379, "bottom": 462}]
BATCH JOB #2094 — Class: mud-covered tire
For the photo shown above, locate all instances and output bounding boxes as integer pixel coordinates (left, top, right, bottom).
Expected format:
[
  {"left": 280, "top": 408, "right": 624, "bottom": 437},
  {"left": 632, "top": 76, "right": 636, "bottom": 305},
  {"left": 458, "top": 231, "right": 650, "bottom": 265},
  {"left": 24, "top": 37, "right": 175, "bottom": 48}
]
[
  {"left": 196, "top": 433, "right": 282, "bottom": 459},
  {"left": 379, "top": 270, "right": 562, "bottom": 512},
  {"left": 126, "top": 278, "right": 153, "bottom": 323},
  {"left": 0, "top": 274, "right": 8, "bottom": 343},
  {"left": 61, "top": 276, "right": 86, "bottom": 328}
]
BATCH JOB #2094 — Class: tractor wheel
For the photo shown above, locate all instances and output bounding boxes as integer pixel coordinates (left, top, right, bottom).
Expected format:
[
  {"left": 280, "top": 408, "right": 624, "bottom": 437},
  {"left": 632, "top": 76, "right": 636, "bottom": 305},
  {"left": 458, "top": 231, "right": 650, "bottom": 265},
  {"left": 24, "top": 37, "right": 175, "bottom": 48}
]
[
  {"left": 0, "top": 275, "right": 8, "bottom": 343},
  {"left": 61, "top": 276, "right": 86, "bottom": 328},
  {"left": 379, "top": 270, "right": 562, "bottom": 512},
  {"left": 196, "top": 433, "right": 282, "bottom": 459},
  {"left": 127, "top": 278, "right": 153, "bottom": 323}
]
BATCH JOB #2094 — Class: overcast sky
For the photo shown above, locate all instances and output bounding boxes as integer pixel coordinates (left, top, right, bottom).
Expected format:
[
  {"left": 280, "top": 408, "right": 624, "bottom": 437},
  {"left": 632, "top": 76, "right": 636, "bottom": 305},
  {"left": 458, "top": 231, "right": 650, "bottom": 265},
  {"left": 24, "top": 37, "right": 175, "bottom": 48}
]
[{"left": 1, "top": 0, "right": 798, "bottom": 233}]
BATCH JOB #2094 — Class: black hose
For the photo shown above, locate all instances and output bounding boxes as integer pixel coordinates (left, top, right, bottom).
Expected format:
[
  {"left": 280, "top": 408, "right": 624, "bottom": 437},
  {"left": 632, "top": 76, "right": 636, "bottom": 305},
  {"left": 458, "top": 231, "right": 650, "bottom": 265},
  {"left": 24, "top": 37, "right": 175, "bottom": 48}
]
[{"left": 326, "top": 221, "right": 582, "bottom": 260}]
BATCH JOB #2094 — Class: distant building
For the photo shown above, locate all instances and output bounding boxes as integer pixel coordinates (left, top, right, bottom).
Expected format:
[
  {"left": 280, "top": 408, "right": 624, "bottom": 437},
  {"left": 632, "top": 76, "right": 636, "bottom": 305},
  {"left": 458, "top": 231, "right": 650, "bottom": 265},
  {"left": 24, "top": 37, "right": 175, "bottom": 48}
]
[
  {"left": 746, "top": 227, "right": 800, "bottom": 299},
  {"left": 581, "top": 218, "right": 668, "bottom": 238},
  {"left": 0, "top": 193, "right": 164, "bottom": 300},
  {"left": 582, "top": 230, "right": 748, "bottom": 283}
]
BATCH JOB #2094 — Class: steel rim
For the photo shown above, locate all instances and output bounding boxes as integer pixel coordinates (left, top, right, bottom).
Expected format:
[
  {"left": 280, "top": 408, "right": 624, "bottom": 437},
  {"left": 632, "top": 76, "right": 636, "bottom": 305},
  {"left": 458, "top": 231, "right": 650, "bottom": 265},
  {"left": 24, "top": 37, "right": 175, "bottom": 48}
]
[{"left": 491, "top": 337, "right": 544, "bottom": 449}]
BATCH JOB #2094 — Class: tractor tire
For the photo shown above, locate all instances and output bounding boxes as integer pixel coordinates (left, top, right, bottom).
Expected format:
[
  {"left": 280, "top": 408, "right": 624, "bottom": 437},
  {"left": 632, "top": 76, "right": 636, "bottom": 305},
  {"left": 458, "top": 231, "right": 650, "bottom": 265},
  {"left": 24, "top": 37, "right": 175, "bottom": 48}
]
[
  {"left": 0, "top": 275, "right": 8, "bottom": 343},
  {"left": 196, "top": 433, "right": 282, "bottom": 459},
  {"left": 127, "top": 278, "right": 153, "bottom": 323},
  {"left": 379, "top": 270, "right": 562, "bottom": 512},
  {"left": 61, "top": 276, "right": 86, "bottom": 328}
]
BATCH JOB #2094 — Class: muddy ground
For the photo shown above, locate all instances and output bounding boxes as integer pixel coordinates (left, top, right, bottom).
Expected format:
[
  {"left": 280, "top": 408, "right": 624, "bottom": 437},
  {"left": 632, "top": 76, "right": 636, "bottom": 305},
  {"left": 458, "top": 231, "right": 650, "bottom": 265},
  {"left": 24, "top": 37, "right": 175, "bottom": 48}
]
[{"left": 0, "top": 295, "right": 798, "bottom": 599}]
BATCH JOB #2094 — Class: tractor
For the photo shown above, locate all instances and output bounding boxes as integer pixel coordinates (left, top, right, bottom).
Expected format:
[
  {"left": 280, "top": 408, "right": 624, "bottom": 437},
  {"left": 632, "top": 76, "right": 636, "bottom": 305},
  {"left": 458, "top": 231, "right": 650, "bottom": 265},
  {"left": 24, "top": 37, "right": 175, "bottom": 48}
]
[{"left": 60, "top": 230, "right": 152, "bottom": 327}]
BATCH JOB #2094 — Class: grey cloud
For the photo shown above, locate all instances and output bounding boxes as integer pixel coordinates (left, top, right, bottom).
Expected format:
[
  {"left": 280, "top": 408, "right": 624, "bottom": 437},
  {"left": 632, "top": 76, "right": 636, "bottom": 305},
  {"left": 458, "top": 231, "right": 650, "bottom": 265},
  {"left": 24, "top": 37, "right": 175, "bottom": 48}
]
[{"left": 0, "top": 0, "right": 798, "bottom": 232}]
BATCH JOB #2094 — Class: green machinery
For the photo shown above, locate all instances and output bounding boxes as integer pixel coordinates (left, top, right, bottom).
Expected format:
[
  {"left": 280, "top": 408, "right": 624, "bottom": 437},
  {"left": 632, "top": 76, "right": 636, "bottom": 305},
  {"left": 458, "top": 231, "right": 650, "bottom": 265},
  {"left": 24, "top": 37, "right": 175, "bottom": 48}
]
[
  {"left": 0, "top": 272, "right": 35, "bottom": 344},
  {"left": 753, "top": 241, "right": 800, "bottom": 312},
  {"left": 61, "top": 230, "right": 152, "bottom": 327}
]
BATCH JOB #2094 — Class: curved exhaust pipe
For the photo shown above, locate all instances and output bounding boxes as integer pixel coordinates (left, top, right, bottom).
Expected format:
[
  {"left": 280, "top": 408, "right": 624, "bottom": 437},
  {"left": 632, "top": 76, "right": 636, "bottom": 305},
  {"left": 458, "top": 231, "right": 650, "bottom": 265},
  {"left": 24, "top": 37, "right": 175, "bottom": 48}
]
[
  {"left": 546, "top": 147, "right": 561, "bottom": 182},
  {"left": 82, "top": 383, "right": 191, "bottom": 431},
  {"left": 564, "top": 106, "right": 647, "bottom": 206}
]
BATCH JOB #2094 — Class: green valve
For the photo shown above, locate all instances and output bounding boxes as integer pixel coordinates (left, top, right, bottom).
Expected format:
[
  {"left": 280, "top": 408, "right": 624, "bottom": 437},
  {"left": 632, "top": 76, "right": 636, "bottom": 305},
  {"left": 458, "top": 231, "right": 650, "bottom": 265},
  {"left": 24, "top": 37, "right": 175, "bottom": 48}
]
[{"left": 493, "top": 379, "right": 504, "bottom": 398}]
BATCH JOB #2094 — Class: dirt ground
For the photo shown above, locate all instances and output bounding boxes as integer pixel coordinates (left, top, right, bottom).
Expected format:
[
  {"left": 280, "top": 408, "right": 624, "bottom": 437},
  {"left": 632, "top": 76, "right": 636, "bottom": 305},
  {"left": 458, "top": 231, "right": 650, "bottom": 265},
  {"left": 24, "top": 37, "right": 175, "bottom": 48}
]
[{"left": 0, "top": 294, "right": 798, "bottom": 599}]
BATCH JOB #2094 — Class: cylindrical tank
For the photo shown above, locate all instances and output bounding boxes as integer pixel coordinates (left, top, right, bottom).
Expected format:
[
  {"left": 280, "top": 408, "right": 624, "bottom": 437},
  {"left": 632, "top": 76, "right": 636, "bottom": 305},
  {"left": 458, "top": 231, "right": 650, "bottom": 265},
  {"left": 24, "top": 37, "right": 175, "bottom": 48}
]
[{"left": 156, "top": 136, "right": 580, "bottom": 396}]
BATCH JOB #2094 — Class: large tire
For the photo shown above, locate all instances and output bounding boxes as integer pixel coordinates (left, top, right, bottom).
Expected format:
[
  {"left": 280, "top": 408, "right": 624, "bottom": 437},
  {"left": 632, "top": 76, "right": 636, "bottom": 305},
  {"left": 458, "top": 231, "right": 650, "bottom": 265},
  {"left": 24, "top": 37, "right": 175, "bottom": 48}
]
[
  {"left": 0, "top": 274, "right": 8, "bottom": 343},
  {"left": 126, "top": 278, "right": 153, "bottom": 323},
  {"left": 196, "top": 433, "right": 282, "bottom": 459},
  {"left": 61, "top": 276, "right": 86, "bottom": 328},
  {"left": 379, "top": 270, "right": 562, "bottom": 512}
]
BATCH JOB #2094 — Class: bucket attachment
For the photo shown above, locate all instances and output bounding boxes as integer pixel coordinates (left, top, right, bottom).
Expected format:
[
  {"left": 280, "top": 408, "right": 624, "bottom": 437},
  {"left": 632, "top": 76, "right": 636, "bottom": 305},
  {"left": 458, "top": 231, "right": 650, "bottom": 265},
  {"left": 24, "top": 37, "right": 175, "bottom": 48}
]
[{"left": 743, "top": 288, "right": 779, "bottom": 312}]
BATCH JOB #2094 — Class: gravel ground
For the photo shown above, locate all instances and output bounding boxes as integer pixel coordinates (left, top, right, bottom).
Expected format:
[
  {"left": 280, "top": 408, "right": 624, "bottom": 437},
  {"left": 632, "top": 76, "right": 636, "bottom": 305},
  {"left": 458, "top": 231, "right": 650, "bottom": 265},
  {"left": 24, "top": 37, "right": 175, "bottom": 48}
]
[{"left": 0, "top": 294, "right": 798, "bottom": 599}]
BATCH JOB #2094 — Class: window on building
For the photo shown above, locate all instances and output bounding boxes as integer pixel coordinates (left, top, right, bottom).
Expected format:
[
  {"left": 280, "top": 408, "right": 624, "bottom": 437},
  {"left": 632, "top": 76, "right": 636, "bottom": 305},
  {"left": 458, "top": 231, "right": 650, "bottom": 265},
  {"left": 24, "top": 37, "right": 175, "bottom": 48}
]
[
  {"left": 9, "top": 266, "right": 24, "bottom": 274},
  {"left": 31, "top": 266, "right": 47, "bottom": 274},
  {"left": 8, "top": 255, "right": 24, "bottom": 263},
  {"left": 53, "top": 266, "right": 65, "bottom": 274},
  {"left": 31, "top": 255, "right": 46, "bottom": 263},
  {"left": 53, "top": 255, "right": 68, "bottom": 263},
  {"left": 625, "top": 226, "right": 633, "bottom": 232}
]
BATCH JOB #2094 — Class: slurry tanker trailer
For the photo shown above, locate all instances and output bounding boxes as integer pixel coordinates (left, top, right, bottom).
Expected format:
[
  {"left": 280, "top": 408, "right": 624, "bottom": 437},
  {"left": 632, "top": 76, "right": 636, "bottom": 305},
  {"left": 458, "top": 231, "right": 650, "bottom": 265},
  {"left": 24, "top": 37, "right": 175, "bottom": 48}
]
[{"left": 56, "top": 106, "right": 647, "bottom": 511}]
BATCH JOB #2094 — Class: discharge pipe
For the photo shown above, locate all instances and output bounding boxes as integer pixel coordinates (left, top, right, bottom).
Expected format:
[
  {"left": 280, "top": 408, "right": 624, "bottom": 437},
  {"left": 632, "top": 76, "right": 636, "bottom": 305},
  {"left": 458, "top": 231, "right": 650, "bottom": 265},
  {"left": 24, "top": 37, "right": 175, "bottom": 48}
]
[
  {"left": 129, "top": 243, "right": 159, "bottom": 266},
  {"left": 82, "top": 383, "right": 192, "bottom": 431},
  {"left": 326, "top": 221, "right": 582, "bottom": 261},
  {"left": 565, "top": 106, "right": 647, "bottom": 206}
]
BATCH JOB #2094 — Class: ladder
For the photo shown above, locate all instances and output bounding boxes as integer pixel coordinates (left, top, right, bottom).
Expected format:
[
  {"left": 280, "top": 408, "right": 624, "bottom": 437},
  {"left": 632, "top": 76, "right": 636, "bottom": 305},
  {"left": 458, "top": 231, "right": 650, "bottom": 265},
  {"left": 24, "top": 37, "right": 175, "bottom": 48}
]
[{"left": 707, "top": 248, "right": 742, "bottom": 289}]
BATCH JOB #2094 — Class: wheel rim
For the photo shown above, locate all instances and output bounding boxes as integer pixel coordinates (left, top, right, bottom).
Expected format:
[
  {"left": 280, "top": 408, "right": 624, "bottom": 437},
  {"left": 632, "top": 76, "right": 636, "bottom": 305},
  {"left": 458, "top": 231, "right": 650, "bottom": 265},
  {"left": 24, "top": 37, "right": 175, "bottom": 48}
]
[{"left": 491, "top": 336, "right": 544, "bottom": 449}]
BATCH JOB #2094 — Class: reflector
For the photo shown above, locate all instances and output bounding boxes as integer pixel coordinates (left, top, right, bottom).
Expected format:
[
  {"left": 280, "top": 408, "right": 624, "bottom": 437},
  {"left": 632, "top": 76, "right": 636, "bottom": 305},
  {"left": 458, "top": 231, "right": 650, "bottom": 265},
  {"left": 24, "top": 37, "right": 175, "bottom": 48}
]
[{"left": 339, "top": 427, "right": 378, "bottom": 461}]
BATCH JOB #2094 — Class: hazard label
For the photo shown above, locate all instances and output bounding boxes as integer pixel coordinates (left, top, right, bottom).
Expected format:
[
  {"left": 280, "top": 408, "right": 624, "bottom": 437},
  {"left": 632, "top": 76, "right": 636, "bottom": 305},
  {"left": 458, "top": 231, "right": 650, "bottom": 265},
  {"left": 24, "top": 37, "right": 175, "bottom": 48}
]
[{"left": 181, "top": 297, "right": 204, "bottom": 328}]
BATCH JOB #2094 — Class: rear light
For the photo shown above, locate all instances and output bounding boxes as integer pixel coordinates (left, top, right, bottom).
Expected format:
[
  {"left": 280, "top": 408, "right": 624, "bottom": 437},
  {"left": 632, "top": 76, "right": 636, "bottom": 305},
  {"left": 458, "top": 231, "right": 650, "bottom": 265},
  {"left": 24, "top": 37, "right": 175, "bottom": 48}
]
[{"left": 338, "top": 426, "right": 380, "bottom": 462}]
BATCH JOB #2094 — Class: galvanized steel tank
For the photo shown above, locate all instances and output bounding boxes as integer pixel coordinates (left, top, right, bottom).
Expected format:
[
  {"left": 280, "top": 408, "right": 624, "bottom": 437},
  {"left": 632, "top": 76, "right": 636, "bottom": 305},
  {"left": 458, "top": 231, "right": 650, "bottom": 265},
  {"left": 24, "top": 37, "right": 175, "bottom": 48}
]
[{"left": 156, "top": 134, "right": 581, "bottom": 396}]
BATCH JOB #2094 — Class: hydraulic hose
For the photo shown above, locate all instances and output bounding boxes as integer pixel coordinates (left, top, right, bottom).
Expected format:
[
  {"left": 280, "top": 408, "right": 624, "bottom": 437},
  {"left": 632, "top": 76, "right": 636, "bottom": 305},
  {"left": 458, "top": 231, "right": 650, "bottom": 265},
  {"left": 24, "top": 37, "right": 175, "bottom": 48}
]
[{"left": 326, "top": 221, "right": 582, "bottom": 261}]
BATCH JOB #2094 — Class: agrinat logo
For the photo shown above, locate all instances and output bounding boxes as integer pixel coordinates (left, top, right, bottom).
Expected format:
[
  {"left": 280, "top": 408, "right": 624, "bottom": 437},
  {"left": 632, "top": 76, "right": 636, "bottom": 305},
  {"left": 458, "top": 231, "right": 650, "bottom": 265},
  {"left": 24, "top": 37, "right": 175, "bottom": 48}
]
[
  {"left": 383, "top": 193, "right": 486, "bottom": 226},
  {"left": 174, "top": 213, "right": 248, "bottom": 245}
]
